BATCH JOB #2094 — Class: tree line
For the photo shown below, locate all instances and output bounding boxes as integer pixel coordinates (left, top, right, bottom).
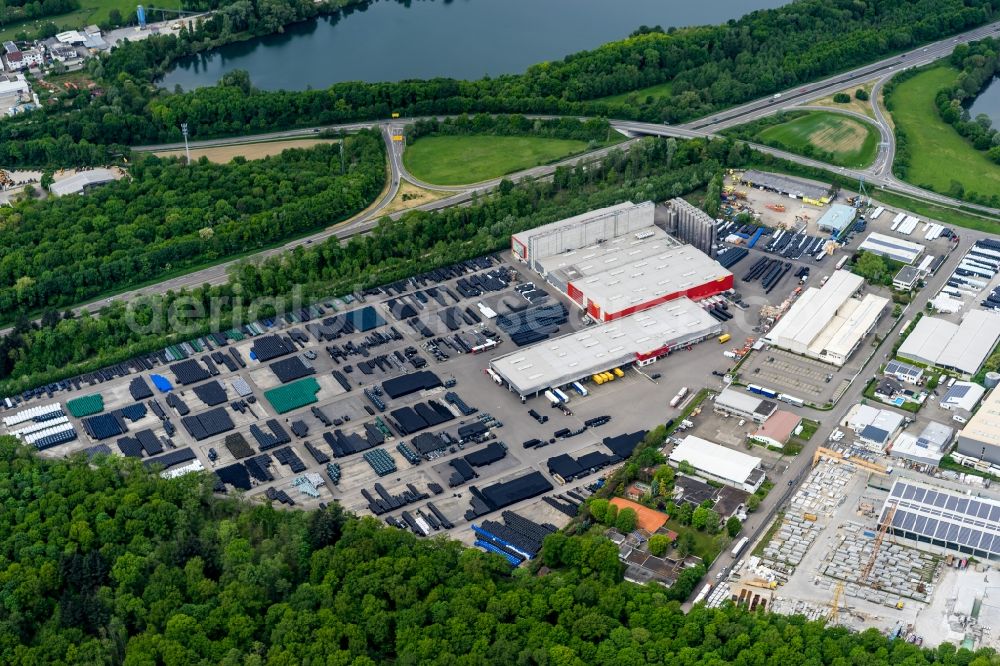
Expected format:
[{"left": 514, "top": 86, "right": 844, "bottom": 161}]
[
  {"left": 0, "top": 0, "right": 993, "bottom": 167},
  {"left": 407, "top": 115, "right": 616, "bottom": 144},
  {"left": 0, "top": 135, "right": 742, "bottom": 394},
  {"left": 2, "top": 435, "right": 998, "bottom": 663},
  {"left": 938, "top": 39, "right": 1000, "bottom": 161},
  {"left": 0, "top": 132, "right": 385, "bottom": 323}
]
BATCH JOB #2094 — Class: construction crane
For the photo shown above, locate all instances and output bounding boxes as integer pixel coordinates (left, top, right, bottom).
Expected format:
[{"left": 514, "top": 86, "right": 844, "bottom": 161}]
[
  {"left": 859, "top": 502, "right": 897, "bottom": 586},
  {"left": 828, "top": 581, "right": 844, "bottom": 624}
]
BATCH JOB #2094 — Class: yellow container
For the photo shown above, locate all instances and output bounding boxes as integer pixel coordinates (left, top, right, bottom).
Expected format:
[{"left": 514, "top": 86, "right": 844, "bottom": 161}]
[
  {"left": 719, "top": 333, "right": 732, "bottom": 344},
  {"left": 592, "top": 374, "right": 604, "bottom": 385},
  {"left": 613, "top": 368, "right": 624, "bottom": 378}
]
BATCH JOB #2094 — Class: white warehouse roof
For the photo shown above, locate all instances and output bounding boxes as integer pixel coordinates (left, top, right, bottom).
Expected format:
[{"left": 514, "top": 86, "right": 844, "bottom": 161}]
[
  {"left": 489, "top": 298, "right": 720, "bottom": 396},
  {"left": 817, "top": 204, "right": 856, "bottom": 232},
  {"left": 511, "top": 201, "right": 653, "bottom": 265},
  {"left": 899, "top": 311, "right": 1000, "bottom": 375},
  {"left": 669, "top": 436, "right": 762, "bottom": 488},
  {"left": 49, "top": 169, "right": 119, "bottom": 196},
  {"left": 763, "top": 271, "right": 887, "bottom": 366},
  {"left": 859, "top": 232, "right": 925, "bottom": 265},
  {"left": 958, "top": 388, "right": 1000, "bottom": 448}
]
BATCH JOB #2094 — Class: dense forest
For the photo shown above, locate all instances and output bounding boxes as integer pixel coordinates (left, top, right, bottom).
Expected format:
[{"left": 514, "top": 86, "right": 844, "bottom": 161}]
[
  {"left": 0, "top": 135, "right": 737, "bottom": 394},
  {"left": 0, "top": 0, "right": 992, "bottom": 167},
  {"left": 0, "top": 437, "right": 997, "bottom": 664},
  {"left": 0, "top": 132, "right": 385, "bottom": 322}
]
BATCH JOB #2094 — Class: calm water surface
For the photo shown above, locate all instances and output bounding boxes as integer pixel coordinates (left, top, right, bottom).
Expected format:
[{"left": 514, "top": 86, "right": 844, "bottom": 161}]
[{"left": 160, "top": 0, "right": 788, "bottom": 91}]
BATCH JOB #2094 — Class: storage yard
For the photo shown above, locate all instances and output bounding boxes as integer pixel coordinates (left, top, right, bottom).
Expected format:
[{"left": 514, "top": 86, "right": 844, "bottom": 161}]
[{"left": 9, "top": 176, "right": 1000, "bottom": 648}]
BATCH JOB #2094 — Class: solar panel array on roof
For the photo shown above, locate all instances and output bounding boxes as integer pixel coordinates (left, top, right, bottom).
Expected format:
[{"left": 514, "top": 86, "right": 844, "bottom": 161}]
[
  {"left": 381, "top": 370, "right": 442, "bottom": 399},
  {"left": 129, "top": 377, "right": 153, "bottom": 401},
  {"left": 883, "top": 480, "right": 1000, "bottom": 560},
  {"left": 170, "top": 359, "right": 211, "bottom": 385},
  {"left": 250, "top": 335, "right": 295, "bottom": 362},
  {"left": 82, "top": 413, "right": 126, "bottom": 440},
  {"left": 270, "top": 356, "right": 316, "bottom": 383},
  {"left": 144, "top": 447, "right": 195, "bottom": 470},
  {"left": 192, "top": 380, "right": 228, "bottom": 406},
  {"left": 885, "top": 360, "right": 923, "bottom": 383},
  {"left": 181, "top": 407, "right": 235, "bottom": 441}
]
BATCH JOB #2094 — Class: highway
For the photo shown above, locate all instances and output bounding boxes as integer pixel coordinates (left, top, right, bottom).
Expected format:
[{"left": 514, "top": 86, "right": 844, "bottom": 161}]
[{"left": 7, "top": 19, "right": 1000, "bottom": 335}]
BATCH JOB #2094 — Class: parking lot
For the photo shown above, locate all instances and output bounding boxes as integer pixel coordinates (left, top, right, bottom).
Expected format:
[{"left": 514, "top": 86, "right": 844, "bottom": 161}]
[{"left": 0, "top": 249, "right": 761, "bottom": 544}]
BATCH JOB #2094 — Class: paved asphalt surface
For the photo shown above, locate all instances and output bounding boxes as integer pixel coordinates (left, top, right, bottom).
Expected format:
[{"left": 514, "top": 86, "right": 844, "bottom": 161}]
[
  {"left": 690, "top": 228, "right": 985, "bottom": 605},
  {"left": 11, "top": 18, "right": 1000, "bottom": 607}
]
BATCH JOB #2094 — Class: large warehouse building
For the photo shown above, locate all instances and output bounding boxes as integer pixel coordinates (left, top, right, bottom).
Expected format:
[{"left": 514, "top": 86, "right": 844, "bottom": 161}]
[
  {"left": 514, "top": 202, "right": 733, "bottom": 322},
  {"left": 489, "top": 298, "right": 721, "bottom": 397},
  {"left": 668, "top": 436, "right": 765, "bottom": 492},
  {"left": 956, "top": 388, "right": 1000, "bottom": 466},
  {"left": 881, "top": 479, "right": 1000, "bottom": 561},
  {"left": 763, "top": 271, "right": 888, "bottom": 366},
  {"left": 858, "top": 232, "right": 925, "bottom": 265},
  {"left": 511, "top": 201, "right": 655, "bottom": 271},
  {"left": 898, "top": 310, "right": 1000, "bottom": 375}
]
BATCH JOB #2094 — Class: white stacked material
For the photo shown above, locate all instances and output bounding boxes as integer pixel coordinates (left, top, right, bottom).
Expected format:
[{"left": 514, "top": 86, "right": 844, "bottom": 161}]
[
  {"left": 924, "top": 223, "right": 944, "bottom": 241},
  {"left": 917, "top": 255, "right": 934, "bottom": 273},
  {"left": 930, "top": 294, "right": 963, "bottom": 313},
  {"left": 890, "top": 212, "right": 905, "bottom": 230},
  {"left": 22, "top": 422, "right": 75, "bottom": 445},
  {"left": 162, "top": 460, "right": 205, "bottom": 479},
  {"left": 869, "top": 206, "right": 885, "bottom": 220},
  {"left": 9, "top": 414, "right": 70, "bottom": 438},
  {"left": 897, "top": 215, "right": 920, "bottom": 235},
  {"left": 2, "top": 403, "right": 62, "bottom": 428},
  {"left": 231, "top": 377, "right": 253, "bottom": 397}
]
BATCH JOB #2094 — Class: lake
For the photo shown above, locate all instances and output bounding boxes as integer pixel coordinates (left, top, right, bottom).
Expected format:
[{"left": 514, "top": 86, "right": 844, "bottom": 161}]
[
  {"left": 159, "top": 0, "right": 788, "bottom": 91},
  {"left": 968, "top": 76, "right": 1000, "bottom": 129}
]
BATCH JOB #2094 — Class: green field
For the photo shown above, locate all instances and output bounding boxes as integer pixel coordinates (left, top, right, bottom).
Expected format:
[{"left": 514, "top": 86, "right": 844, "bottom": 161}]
[
  {"left": 754, "top": 110, "right": 880, "bottom": 167},
  {"left": 599, "top": 81, "right": 673, "bottom": 105},
  {"left": 0, "top": 0, "right": 182, "bottom": 41},
  {"left": 403, "top": 135, "right": 592, "bottom": 186},
  {"left": 889, "top": 66, "right": 1000, "bottom": 200}
]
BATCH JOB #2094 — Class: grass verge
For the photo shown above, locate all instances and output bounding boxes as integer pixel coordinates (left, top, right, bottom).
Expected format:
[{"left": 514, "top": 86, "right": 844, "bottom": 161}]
[
  {"left": 598, "top": 81, "right": 674, "bottom": 105},
  {"left": 403, "top": 135, "right": 599, "bottom": 186},
  {"left": 889, "top": 66, "right": 1000, "bottom": 201},
  {"left": 754, "top": 110, "right": 879, "bottom": 168}
]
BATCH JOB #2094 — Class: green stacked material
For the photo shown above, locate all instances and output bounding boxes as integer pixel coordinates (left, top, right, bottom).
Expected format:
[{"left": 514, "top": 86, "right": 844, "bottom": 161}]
[
  {"left": 264, "top": 378, "right": 321, "bottom": 414},
  {"left": 66, "top": 394, "right": 105, "bottom": 418}
]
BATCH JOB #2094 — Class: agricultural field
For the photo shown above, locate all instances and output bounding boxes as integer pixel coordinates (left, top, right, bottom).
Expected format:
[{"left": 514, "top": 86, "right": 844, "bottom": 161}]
[
  {"left": 402, "top": 135, "right": 591, "bottom": 186},
  {"left": 755, "top": 110, "right": 879, "bottom": 168},
  {"left": 154, "top": 138, "right": 338, "bottom": 163},
  {"left": 888, "top": 66, "right": 1000, "bottom": 200}
]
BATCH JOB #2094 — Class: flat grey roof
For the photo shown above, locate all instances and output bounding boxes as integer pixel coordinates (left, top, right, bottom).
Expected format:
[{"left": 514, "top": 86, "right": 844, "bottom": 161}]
[
  {"left": 489, "top": 298, "right": 720, "bottom": 395},
  {"left": 740, "top": 170, "right": 831, "bottom": 200}
]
